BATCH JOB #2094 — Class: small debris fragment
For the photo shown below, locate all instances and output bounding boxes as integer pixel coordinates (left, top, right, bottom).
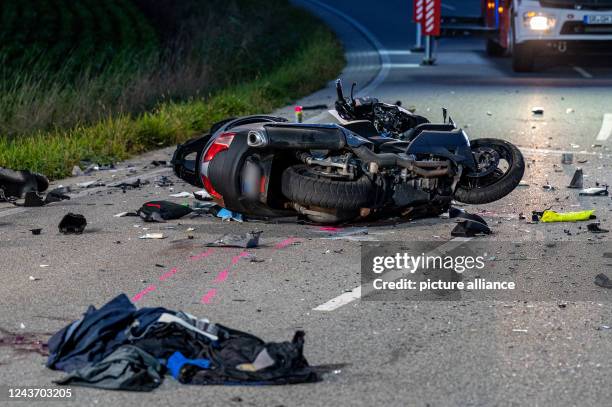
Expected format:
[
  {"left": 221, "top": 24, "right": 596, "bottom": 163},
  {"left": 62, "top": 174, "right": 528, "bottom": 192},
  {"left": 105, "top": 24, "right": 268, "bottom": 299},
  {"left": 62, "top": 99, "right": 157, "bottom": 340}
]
[
  {"left": 566, "top": 108, "right": 574, "bottom": 114},
  {"left": 567, "top": 168, "right": 583, "bottom": 189},
  {"left": 531, "top": 107, "right": 544, "bottom": 115},
  {"left": 595, "top": 273, "right": 612, "bottom": 289},
  {"left": 587, "top": 223, "right": 609, "bottom": 234},
  {"left": 139, "top": 233, "right": 166, "bottom": 239},
  {"left": 207, "top": 231, "right": 262, "bottom": 248},
  {"left": 58, "top": 213, "right": 87, "bottom": 234},
  {"left": 169, "top": 192, "right": 193, "bottom": 198},
  {"left": 30, "top": 228, "right": 42, "bottom": 235},
  {"left": 29, "top": 276, "right": 39, "bottom": 281},
  {"left": 561, "top": 153, "right": 573, "bottom": 164},
  {"left": 579, "top": 187, "right": 609, "bottom": 196}
]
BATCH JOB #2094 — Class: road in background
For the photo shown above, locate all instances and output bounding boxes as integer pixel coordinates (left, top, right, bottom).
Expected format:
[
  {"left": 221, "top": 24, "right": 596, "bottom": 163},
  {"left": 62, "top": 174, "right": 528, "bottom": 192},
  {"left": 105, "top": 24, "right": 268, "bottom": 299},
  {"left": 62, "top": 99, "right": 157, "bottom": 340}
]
[{"left": 1, "top": 1, "right": 611, "bottom": 405}]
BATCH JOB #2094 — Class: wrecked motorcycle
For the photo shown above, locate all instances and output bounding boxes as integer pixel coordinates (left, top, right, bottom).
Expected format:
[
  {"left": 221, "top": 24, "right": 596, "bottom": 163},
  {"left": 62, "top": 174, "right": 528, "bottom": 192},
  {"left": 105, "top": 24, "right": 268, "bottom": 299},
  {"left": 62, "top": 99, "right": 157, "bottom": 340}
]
[{"left": 172, "top": 79, "right": 524, "bottom": 223}]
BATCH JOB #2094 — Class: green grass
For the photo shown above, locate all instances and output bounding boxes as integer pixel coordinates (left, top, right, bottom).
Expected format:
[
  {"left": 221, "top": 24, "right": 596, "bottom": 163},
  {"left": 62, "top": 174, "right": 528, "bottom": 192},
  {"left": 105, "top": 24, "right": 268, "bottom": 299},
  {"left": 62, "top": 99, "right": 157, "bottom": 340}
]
[
  {"left": 0, "top": 27, "right": 344, "bottom": 179},
  {"left": 0, "top": 0, "right": 345, "bottom": 179}
]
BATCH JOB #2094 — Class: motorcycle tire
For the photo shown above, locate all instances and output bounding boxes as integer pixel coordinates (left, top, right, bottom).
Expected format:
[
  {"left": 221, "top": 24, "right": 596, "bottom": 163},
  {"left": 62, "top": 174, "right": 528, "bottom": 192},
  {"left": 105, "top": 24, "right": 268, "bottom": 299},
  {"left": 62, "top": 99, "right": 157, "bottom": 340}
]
[
  {"left": 281, "top": 165, "right": 377, "bottom": 210},
  {"left": 454, "top": 138, "right": 524, "bottom": 205}
]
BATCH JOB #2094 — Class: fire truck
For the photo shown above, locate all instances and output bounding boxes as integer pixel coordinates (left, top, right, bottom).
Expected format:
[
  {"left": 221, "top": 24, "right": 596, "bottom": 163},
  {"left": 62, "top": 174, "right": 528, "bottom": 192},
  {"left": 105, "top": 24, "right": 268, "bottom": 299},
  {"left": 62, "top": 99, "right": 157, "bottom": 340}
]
[{"left": 444, "top": 1, "right": 612, "bottom": 72}]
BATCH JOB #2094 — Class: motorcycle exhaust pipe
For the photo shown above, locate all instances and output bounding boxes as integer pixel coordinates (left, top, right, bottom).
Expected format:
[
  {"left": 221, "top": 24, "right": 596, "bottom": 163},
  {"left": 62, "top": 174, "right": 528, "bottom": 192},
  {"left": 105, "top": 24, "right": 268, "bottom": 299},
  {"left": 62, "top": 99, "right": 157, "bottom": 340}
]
[
  {"left": 247, "top": 131, "right": 268, "bottom": 147},
  {"left": 354, "top": 146, "right": 451, "bottom": 178}
]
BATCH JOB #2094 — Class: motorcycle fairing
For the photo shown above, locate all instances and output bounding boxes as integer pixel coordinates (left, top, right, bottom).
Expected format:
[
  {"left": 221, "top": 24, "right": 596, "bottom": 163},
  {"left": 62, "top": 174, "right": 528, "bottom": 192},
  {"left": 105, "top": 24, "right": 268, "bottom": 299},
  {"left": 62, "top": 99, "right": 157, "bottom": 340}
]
[{"left": 406, "top": 129, "right": 477, "bottom": 171}]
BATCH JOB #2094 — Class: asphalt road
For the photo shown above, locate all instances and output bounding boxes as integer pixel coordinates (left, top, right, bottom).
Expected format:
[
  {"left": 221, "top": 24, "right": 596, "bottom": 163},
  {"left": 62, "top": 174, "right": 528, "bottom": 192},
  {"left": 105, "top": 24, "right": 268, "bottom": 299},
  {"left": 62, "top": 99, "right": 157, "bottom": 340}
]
[{"left": 1, "top": 1, "right": 612, "bottom": 406}]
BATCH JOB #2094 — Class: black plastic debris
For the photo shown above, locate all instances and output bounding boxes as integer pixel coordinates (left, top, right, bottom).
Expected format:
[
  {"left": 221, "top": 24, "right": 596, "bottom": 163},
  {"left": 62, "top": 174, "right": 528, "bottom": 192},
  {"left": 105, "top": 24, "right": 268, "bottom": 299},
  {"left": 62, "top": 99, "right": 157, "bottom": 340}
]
[
  {"left": 567, "top": 168, "right": 583, "bottom": 189},
  {"left": 448, "top": 206, "right": 487, "bottom": 224},
  {"left": 154, "top": 176, "right": 173, "bottom": 187},
  {"left": 44, "top": 187, "right": 71, "bottom": 204},
  {"left": 0, "top": 167, "right": 49, "bottom": 200},
  {"left": 588, "top": 223, "right": 609, "bottom": 234},
  {"left": 24, "top": 191, "right": 46, "bottom": 207},
  {"left": 301, "top": 104, "right": 328, "bottom": 110},
  {"left": 595, "top": 273, "right": 612, "bottom": 289},
  {"left": 151, "top": 160, "right": 167, "bottom": 167},
  {"left": 137, "top": 201, "right": 193, "bottom": 222},
  {"left": 207, "top": 231, "right": 262, "bottom": 248},
  {"left": 579, "top": 186, "right": 609, "bottom": 196},
  {"left": 561, "top": 153, "right": 573, "bottom": 165},
  {"left": 59, "top": 213, "right": 87, "bottom": 234},
  {"left": 112, "top": 179, "right": 149, "bottom": 191},
  {"left": 451, "top": 220, "right": 491, "bottom": 237},
  {"left": 30, "top": 228, "right": 42, "bottom": 235},
  {"left": 531, "top": 107, "right": 544, "bottom": 115}
]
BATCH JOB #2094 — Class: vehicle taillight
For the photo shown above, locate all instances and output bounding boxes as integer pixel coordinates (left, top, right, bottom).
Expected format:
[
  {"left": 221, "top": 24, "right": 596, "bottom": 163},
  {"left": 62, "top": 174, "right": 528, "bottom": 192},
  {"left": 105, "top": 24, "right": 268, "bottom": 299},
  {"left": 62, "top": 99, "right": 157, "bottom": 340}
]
[
  {"left": 203, "top": 132, "right": 236, "bottom": 163},
  {"left": 201, "top": 132, "right": 236, "bottom": 199}
]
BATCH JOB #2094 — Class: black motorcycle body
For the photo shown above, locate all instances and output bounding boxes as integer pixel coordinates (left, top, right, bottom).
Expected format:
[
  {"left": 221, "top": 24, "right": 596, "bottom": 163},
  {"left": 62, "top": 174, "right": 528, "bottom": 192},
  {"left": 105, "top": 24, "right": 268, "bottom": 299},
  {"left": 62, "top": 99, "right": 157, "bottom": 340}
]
[{"left": 172, "top": 80, "right": 524, "bottom": 223}]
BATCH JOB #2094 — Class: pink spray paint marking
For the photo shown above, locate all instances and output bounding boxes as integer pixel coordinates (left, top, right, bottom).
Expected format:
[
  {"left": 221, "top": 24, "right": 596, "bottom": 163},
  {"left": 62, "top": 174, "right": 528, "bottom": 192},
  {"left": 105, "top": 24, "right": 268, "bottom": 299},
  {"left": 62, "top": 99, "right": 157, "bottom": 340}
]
[
  {"left": 214, "top": 268, "right": 230, "bottom": 283},
  {"left": 201, "top": 288, "right": 217, "bottom": 304},
  {"left": 158, "top": 268, "right": 178, "bottom": 282},
  {"left": 231, "top": 251, "right": 249, "bottom": 265},
  {"left": 319, "top": 226, "right": 343, "bottom": 232},
  {"left": 190, "top": 248, "right": 215, "bottom": 261},
  {"left": 274, "top": 237, "right": 299, "bottom": 249},
  {"left": 132, "top": 285, "right": 157, "bottom": 302}
]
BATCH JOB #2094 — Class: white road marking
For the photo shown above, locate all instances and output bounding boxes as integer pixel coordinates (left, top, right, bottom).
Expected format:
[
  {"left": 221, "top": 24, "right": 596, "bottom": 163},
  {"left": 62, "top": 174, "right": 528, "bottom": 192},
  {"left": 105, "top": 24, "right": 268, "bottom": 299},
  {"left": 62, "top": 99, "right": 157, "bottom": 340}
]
[
  {"left": 304, "top": 0, "right": 391, "bottom": 98},
  {"left": 520, "top": 147, "right": 610, "bottom": 157},
  {"left": 313, "top": 237, "right": 472, "bottom": 311},
  {"left": 389, "top": 63, "right": 421, "bottom": 68},
  {"left": 596, "top": 113, "right": 612, "bottom": 141},
  {"left": 573, "top": 66, "right": 593, "bottom": 79}
]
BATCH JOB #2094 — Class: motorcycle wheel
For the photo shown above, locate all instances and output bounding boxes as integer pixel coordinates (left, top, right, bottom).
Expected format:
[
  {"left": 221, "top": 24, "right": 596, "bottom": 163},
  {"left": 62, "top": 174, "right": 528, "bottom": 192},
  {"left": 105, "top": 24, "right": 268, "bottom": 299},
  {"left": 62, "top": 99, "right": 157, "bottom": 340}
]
[
  {"left": 453, "top": 138, "right": 524, "bottom": 205},
  {"left": 281, "top": 165, "right": 377, "bottom": 210}
]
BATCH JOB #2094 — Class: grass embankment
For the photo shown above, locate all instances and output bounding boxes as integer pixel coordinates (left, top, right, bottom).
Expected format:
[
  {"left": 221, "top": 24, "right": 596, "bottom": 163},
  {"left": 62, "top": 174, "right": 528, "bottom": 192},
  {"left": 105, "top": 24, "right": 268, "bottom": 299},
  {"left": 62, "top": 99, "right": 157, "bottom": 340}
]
[{"left": 0, "top": 0, "right": 344, "bottom": 179}]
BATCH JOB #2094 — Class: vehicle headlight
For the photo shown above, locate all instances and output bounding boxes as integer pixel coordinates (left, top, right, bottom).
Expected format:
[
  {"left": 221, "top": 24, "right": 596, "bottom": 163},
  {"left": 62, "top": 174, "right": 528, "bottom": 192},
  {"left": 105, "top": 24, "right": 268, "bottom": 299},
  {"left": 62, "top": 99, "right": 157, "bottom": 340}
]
[{"left": 523, "top": 12, "right": 556, "bottom": 31}]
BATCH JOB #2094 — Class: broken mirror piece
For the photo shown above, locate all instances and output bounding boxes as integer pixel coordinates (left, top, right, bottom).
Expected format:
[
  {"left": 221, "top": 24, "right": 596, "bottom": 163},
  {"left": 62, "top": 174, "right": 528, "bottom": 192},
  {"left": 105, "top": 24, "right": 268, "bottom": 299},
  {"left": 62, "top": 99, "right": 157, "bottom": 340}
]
[
  {"left": 59, "top": 213, "right": 87, "bottom": 234},
  {"left": 207, "top": 231, "right": 262, "bottom": 248}
]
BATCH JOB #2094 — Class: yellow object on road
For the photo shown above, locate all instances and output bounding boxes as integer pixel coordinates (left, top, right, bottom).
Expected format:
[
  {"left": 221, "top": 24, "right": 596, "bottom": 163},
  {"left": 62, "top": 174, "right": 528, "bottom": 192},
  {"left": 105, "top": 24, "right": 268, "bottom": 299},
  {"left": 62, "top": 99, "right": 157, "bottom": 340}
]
[{"left": 540, "top": 209, "right": 595, "bottom": 223}]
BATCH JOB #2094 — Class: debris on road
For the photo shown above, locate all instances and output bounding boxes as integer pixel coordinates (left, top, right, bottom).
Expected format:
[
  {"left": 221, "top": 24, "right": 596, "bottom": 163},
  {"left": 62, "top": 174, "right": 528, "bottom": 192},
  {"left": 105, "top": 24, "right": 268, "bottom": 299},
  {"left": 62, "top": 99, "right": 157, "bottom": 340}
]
[
  {"left": 207, "top": 231, "right": 262, "bottom": 248},
  {"left": 451, "top": 219, "right": 492, "bottom": 237},
  {"left": 531, "top": 107, "right": 544, "bottom": 115},
  {"left": 29, "top": 276, "right": 40, "bottom": 281},
  {"left": 193, "top": 190, "right": 211, "bottom": 201},
  {"left": 46, "top": 294, "right": 318, "bottom": 390},
  {"left": 538, "top": 209, "right": 595, "bottom": 223},
  {"left": 0, "top": 167, "right": 49, "bottom": 200},
  {"left": 139, "top": 233, "right": 166, "bottom": 239},
  {"left": 44, "top": 187, "right": 71, "bottom": 204},
  {"left": 137, "top": 201, "right": 193, "bottom": 222},
  {"left": 30, "top": 228, "right": 42, "bottom": 235},
  {"left": 216, "top": 208, "right": 243, "bottom": 222},
  {"left": 154, "top": 176, "right": 173, "bottom": 187},
  {"left": 566, "top": 108, "right": 575, "bottom": 114},
  {"left": 542, "top": 181, "right": 555, "bottom": 191},
  {"left": 588, "top": 223, "right": 609, "bottom": 233},
  {"left": 595, "top": 273, "right": 612, "bottom": 289},
  {"left": 579, "top": 186, "right": 609, "bottom": 196},
  {"left": 59, "top": 213, "right": 87, "bottom": 234},
  {"left": 169, "top": 191, "right": 193, "bottom": 198},
  {"left": 112, "top": 179, "right": 149, "bottom": 191},
  {"left": 517, "top": 180, "right": 529, "bottom": 187},
  {"left": 567, "top": 169, "right": 584, "bottom": 189},
  {"left": 561, "top": 153, "right": 573, "bottom": 165}
]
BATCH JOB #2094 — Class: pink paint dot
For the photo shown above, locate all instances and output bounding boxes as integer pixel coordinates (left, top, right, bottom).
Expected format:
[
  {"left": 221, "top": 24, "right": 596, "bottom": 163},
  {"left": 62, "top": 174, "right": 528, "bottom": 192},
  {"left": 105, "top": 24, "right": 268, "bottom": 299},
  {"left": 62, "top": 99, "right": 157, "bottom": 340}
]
[
  {"left": 274, "top": 238, "right": 299, "bottom": 249},
  {"left": 214, "top": 269, "right": 229, "bottom": 283},
  {"left": 319, "top": 226, "right": 342, "bottom": 232},
  {"left": 132, "top": 285, "right": 157, "bottom": 302},
  {"left": 201, "top": 288, "right": 217, "bottom": 304}
]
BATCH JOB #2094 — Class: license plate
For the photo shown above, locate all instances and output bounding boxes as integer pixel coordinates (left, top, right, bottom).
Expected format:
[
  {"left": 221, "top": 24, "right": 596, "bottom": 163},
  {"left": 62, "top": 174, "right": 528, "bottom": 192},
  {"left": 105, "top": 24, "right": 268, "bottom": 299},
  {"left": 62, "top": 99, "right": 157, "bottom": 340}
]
[{"left": 584, "top": 15, "right": 612, "bottom": 25}]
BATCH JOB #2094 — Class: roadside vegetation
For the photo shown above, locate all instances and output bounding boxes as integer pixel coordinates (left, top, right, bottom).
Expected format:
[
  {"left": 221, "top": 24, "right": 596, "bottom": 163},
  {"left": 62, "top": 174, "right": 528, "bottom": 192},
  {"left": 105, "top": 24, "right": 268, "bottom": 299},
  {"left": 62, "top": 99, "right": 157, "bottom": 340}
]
[{"left": 0, "top": 0, "right": 344, "bottom": 178}]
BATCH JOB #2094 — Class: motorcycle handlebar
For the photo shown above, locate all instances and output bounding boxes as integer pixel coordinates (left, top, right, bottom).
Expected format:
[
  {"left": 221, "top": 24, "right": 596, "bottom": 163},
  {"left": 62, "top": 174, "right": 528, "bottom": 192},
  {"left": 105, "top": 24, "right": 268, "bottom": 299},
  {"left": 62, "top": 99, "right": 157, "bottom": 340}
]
[{"left": 335, "top": 79, "right": 344, "bottom": 102}]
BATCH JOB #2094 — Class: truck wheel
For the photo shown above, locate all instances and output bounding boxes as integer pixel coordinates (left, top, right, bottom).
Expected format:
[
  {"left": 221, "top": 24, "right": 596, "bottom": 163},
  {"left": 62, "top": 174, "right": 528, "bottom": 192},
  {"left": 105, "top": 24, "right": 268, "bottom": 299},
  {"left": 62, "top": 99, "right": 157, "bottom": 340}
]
[
  {"left": 512, "top": 43, "right": 535, "bottom": 72},
  {"left": 486, "top": 39, "right": 506, "bottom": 57}
]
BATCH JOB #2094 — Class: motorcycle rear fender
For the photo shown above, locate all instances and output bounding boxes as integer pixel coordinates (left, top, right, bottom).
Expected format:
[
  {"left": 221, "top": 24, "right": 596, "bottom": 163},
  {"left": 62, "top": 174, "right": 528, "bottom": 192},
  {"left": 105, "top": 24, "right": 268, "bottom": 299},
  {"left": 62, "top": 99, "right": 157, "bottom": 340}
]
[{"left": 407, "top": 129, "right": 477, "bottom": 171}]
